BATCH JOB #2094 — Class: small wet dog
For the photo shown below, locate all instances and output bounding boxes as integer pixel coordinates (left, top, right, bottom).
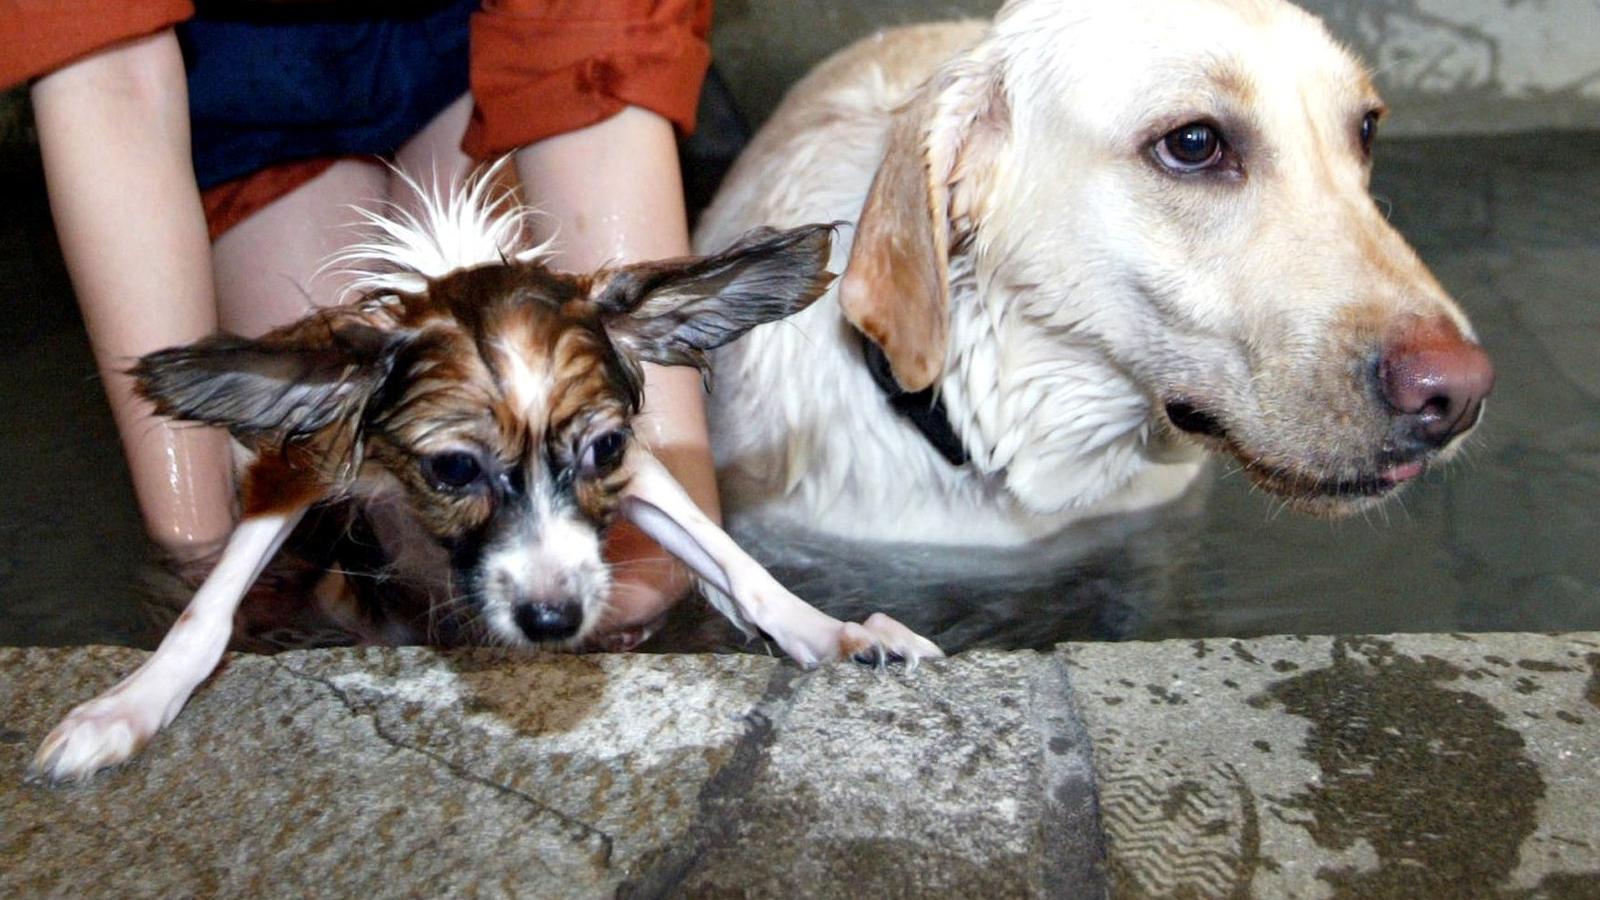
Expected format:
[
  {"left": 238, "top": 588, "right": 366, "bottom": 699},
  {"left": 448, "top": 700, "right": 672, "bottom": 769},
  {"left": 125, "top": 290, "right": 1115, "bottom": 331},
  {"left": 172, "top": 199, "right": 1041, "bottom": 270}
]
[{"left": 32, "top": 173, "right": 940, "bottom": 783}]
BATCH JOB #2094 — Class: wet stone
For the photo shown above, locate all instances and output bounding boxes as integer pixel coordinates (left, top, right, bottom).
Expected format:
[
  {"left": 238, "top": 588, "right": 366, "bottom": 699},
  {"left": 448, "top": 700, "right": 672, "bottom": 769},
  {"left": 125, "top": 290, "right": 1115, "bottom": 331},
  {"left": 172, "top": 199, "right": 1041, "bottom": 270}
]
[
  {"left": 624, "top": 651, "right": 1104, "bottom": 898},
  {"left": 1585, "top": 653, "right": 1600, "bottom": 710},
  {"left": 1064, "top": 633, "right": 1600, "bottom": 900},
  {"left": 0, "top": 647, "right": 780, "bottom": 898},
  {"left": 0, "top": 646, "right": 1105, "bottom": 898},
  {"left": 5, "top": 636, "right": 1597, "bottom": 898}
]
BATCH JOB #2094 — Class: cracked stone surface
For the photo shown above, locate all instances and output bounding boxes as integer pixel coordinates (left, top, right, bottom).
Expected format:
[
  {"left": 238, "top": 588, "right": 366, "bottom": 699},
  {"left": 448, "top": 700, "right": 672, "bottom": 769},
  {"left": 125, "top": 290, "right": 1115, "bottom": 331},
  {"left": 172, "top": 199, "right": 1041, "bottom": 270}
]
[
  {"left": 6, "top": 634, "right": 1599, "bottom": 898},
  {"left": 2, "top": 647, "right": 761, "bottom": 897},
  {"left": 623, "top": 651, "right": 1102, "bottom": 898},
  {"left": 0, "top": 646, "right": 1103, "bottom": 898}
]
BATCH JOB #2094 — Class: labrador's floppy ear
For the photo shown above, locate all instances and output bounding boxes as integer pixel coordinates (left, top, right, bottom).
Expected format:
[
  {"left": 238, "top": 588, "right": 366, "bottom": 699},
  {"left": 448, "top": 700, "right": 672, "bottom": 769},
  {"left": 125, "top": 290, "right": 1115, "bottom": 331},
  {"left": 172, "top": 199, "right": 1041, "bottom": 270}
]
[
  {"left": 132, "top": 307, "right": 410, "bottom": 451},
  {"left": 839, "top": 52, "right": 1008, "bottom": 393},
  {"left": 590, "top": 223, "right": 837, "bottom": 374}
]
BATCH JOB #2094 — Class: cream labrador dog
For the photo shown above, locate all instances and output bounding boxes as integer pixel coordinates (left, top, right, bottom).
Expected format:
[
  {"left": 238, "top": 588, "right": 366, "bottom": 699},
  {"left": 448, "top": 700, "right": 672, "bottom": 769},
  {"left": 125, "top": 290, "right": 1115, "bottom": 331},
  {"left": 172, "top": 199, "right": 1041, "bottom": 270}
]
[{"left": 696, "top": 0, "right": 1493, "bottom": 544}]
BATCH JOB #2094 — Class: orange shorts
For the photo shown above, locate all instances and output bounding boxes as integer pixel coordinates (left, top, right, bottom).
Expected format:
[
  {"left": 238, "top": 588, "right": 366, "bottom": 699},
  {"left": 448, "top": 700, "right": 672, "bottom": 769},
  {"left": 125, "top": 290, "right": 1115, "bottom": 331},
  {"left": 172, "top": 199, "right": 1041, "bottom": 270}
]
[{"left": 0, "top": 0, "right": 193, "bottom": 87}]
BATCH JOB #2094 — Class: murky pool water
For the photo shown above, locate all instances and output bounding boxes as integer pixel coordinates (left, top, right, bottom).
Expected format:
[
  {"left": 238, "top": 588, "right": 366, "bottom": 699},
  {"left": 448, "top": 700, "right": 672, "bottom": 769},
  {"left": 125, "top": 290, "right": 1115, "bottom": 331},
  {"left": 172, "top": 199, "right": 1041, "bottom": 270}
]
[{"left": 3, "top": 134, "right": 1597, "bottom": 651}]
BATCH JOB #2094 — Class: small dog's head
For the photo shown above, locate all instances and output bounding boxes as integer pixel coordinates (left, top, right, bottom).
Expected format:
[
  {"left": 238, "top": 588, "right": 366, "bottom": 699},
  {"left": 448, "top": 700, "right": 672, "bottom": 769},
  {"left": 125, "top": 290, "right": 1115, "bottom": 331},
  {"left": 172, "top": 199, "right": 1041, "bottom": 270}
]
[
  {"left": 841, "top": 0, "right": 1493, "bottom": 517},
  {"left": 135, "top": 222, "right": 835, "bottom": 646}
]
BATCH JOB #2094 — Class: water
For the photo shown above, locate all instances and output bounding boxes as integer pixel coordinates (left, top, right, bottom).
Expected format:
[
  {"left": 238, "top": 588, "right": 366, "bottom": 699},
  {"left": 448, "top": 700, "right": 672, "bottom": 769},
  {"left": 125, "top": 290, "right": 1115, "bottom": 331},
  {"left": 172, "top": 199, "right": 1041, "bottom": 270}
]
[{"left": 2, "top": 133, "right": 1597, "bottom": 651}]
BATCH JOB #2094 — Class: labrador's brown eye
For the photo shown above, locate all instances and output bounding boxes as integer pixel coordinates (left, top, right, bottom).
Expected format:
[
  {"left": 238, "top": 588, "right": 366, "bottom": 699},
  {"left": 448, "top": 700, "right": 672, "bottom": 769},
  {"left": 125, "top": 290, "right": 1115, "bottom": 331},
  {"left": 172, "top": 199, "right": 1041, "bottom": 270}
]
[
  {"left": 1360, "top": 111, "right": 1380, "bottom": 155},
  {"left": 423, "top": 451, "right": 483, "bottom": 490},
  {"left": 1156, "top": 122, "right": 1225, "bottom": 172}
]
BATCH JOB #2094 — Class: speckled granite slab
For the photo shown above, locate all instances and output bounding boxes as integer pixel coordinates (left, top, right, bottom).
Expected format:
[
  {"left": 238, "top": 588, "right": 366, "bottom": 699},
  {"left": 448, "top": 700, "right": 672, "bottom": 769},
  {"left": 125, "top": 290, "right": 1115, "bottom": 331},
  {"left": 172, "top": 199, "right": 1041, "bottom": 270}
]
[
  {"left": 1065, "top": 633, "right": 1600, "bottom": 899},
  {"left": 0, "top": 646, "right": 1099, "bottom": 899},
  {"left": 2, "top": 635, "right": 1596, "bottom": 898}
]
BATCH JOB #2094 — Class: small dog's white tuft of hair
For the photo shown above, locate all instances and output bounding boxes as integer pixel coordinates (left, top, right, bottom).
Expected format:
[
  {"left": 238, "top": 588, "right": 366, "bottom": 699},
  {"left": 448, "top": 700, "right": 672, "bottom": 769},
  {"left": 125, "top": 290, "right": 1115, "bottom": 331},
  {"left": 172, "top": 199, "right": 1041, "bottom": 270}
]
[{"left": 324, "top": 159, "right": 557, "bottom": 300}]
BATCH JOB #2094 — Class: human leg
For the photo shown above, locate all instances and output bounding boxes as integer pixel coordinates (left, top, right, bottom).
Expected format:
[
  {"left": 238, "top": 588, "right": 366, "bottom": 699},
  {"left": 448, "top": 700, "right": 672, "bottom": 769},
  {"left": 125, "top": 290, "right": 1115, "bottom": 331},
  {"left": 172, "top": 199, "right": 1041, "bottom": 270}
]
[
  {"left": 393, "top": 93, "right": 477, "bottom": 206},
  {"left": 31, "top": 30, "right": 234, "bottom": 553},
  {"left": 212, "top": 160, "right": 390, "bottom": 337}
]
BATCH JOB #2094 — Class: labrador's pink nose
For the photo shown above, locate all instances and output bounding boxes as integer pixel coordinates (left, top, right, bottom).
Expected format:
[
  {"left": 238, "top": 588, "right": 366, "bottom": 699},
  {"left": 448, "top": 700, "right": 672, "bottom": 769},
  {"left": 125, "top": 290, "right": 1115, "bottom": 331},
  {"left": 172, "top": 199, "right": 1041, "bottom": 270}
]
[{"left": 1379, "top": 317, "right": 1495, "bottom": 447}]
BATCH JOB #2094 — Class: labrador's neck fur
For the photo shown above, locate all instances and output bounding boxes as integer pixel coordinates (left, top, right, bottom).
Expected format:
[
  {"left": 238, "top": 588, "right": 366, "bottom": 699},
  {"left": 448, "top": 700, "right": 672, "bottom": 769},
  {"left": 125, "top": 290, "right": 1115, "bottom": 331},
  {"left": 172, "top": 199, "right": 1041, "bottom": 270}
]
[
  {"left": 940, "top": 246, "right": 1203, "bottom": 525},
  {"left": 707, "top": 223, "right": 1202, "bottom": 547}
]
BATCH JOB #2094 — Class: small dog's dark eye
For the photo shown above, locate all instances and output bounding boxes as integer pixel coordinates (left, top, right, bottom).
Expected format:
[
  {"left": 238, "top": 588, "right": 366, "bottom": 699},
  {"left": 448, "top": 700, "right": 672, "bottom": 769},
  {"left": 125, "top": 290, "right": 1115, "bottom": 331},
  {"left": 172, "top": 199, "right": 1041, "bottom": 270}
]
[
  {"left": 1359, "top": 111, "right": 1380, "bottom": 155},
  {"left": 423, "top": 451, "right": 483, "bottom": 490},
  {"left": 579, "top": 430, "right": 629, "bottom": 477},
  {"left": 1156, "top": 123, "right": 1225, "bottom": 172}
]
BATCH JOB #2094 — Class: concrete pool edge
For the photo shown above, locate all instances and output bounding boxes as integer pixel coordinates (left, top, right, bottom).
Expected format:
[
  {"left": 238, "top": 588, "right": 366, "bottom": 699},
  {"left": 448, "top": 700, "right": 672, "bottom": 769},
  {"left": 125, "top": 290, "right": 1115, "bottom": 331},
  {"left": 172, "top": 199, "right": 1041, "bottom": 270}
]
[{"left": 2, "top": 633, "right": 1596, "bottom": 897}]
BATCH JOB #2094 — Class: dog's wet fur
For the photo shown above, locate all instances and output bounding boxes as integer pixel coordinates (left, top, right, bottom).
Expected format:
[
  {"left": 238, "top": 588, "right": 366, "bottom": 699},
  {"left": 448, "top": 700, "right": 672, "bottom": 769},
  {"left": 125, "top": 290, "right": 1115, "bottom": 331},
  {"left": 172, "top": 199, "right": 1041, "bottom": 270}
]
[
  {"left": 134, "top": 223, "right": 838, "bottom": 649},
  {"left": 698, "top": 0, "right": 1495, "bottom": 543}
]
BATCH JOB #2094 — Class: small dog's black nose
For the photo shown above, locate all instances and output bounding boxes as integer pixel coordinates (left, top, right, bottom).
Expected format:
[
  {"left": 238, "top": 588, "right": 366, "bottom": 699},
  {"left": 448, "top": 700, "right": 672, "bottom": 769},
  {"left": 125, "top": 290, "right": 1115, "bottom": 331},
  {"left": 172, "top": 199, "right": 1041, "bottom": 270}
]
[{"left": 513, "top": 602, "right": 583, "bottom": 642}]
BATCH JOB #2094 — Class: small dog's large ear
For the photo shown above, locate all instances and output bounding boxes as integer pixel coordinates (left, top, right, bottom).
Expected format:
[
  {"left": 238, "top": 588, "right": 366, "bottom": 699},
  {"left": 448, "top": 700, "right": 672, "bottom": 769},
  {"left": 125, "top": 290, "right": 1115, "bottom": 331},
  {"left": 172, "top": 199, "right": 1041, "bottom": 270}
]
[
  {"left": 590, "top": 223, "right": 836, "bottom": 371},
  {"left": 132, "top": 311, "right": 408, "bottom": 447},
  {"left": 839, "top": 53, "right": 1007, "bottom": 392}
]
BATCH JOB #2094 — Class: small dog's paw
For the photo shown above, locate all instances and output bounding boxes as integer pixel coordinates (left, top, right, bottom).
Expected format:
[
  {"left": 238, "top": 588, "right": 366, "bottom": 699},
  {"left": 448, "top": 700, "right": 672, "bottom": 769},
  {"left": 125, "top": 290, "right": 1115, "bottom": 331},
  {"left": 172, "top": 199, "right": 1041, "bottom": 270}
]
[
  {"left": 27, "top": 696, "right": 158, "bottom": 784},
  {"left": 841, "top": 613, "right": 944, "bottom": 669},
  {"left": 754, "top": 596, "right": 942, "bottom": 669}
]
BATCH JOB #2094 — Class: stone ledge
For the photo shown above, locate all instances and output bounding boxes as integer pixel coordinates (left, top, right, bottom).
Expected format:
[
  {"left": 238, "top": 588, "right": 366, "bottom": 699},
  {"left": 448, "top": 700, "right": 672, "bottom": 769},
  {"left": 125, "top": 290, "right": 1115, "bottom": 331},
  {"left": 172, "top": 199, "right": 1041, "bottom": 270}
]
[
  {"left": 2, "top": 634, "right": 1596, "bottom": 898},
  {"left": 0, "top": 647, "right": 1099, "bottom": 898},
  {"left": 1065, "top": 633, "right": 1600, "bottom": 899}
]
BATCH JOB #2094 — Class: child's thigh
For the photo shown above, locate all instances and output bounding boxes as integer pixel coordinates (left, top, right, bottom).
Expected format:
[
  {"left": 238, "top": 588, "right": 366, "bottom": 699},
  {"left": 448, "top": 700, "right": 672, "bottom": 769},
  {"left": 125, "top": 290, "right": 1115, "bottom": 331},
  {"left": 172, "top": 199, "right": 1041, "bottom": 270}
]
[{"left": 212, "top": 159, "right": 389, "bottom": 337}]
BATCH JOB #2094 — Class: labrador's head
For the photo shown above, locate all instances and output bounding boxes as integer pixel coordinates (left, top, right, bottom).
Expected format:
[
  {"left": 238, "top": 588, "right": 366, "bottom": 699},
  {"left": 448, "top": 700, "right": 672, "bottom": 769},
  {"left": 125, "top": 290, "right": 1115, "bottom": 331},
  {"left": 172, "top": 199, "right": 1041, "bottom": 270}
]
[{"left": 842, "top": 0, "right": 1492, "bottom": 517}]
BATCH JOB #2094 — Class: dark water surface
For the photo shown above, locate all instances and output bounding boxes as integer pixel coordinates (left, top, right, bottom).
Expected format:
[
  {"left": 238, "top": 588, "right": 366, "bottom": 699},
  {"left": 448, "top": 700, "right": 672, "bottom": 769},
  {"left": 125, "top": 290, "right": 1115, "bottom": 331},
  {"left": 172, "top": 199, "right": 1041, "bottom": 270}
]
[{"left": 3, "top": 133, "right": 1597, "bottom": 652}]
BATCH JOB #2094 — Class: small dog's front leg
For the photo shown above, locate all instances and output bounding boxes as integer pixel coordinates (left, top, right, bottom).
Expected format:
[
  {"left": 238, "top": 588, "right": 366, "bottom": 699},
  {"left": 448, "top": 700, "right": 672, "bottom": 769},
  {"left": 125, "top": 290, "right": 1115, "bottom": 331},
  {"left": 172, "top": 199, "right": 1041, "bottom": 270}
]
[
  {"left": 29, "top": 507, "right": 306, "bottom": 783},
  {"left": 620, "top": 448, "right": 942, "bottom": 667}
]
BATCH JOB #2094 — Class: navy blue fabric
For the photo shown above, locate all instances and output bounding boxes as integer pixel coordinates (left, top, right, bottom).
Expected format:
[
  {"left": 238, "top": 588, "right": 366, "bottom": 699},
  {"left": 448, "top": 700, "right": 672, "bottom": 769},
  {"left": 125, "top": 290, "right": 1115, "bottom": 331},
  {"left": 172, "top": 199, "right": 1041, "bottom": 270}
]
[{"left": 180, "top": 0, "right": 475, "bottom": 189}]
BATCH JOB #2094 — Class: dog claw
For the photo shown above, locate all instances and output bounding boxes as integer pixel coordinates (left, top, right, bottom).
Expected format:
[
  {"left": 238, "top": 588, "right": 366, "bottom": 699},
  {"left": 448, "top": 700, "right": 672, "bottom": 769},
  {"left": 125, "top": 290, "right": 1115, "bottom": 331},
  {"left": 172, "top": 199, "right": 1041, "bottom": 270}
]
[
  {"left": 851, "top": 644, "right": 889, "bottom": 667},
  {"left": 27, "top": 697, "right": 157, "bottom": 784},
  {"left": 840, "top": 613, "right": 943, "bottom": 669}
]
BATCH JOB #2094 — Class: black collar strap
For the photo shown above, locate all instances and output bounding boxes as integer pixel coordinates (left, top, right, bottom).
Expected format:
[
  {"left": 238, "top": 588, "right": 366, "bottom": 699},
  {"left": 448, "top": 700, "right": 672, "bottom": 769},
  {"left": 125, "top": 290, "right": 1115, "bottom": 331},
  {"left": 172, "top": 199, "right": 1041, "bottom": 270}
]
[{"left": 858, "top": 331, "right": 970, "bottom": 467}]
